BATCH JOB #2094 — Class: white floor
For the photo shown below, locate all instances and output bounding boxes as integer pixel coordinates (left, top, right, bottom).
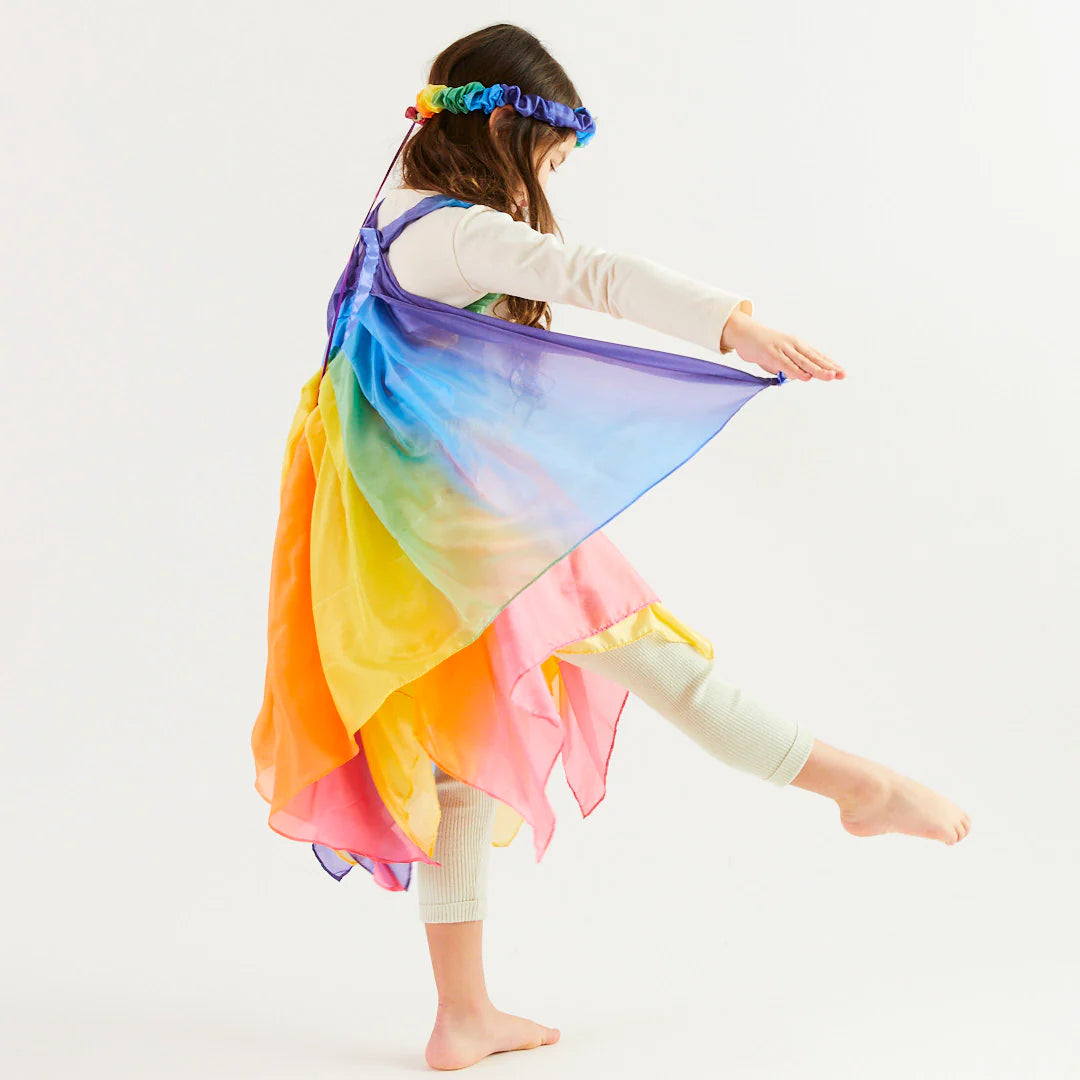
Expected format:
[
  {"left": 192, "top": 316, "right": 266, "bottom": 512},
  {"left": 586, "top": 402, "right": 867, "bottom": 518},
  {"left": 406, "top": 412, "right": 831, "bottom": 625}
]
[
  {"left": 5, "top": 774, "right": 1076, "bottom": 1080},
  {"left": 2, "top": 966, "right": 1073, "bottom": 1079}
]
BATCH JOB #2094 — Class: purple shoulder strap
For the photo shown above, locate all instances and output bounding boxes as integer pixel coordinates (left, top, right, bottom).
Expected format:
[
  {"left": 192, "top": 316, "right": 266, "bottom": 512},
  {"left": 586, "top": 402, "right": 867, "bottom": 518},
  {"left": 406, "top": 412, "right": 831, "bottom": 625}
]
[{"left": 375, "top": 194, "right": 475, "bottom": 249}]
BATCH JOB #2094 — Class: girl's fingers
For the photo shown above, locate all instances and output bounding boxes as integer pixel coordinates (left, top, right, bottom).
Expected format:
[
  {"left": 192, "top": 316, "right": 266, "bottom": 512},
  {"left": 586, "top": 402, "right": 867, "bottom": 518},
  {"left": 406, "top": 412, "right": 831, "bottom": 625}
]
[
  {"left": 803, "top": 343, "right": 844, "bottom": 376},
  {"left": 778, "top": 343, "right": 815, "bottom": 380},
  {"left": 783, "top": 342, "right": 835, "bottom": 380},
  {"left": 772, "top": 345, "right": 800, "bottom": 379},
  {"left": 794, "top": 348, "right": 829, "bottom": 376}
]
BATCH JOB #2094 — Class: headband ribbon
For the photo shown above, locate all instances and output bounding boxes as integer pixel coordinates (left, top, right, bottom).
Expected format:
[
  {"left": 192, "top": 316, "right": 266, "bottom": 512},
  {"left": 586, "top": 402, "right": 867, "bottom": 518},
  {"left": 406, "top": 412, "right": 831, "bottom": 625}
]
[{"left": 405, "top": 81, "right": 596, "bottom": 148}]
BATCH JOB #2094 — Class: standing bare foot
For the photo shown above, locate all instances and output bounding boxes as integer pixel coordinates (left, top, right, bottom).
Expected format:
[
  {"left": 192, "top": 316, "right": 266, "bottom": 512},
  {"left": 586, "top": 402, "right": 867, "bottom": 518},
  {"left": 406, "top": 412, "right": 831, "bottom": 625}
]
[
  {"left": 425, "top": 1002, "right": 560, "bottom": 1071},
  {"left": 834, "top": 760, "right": 971, "bottom": 844}
]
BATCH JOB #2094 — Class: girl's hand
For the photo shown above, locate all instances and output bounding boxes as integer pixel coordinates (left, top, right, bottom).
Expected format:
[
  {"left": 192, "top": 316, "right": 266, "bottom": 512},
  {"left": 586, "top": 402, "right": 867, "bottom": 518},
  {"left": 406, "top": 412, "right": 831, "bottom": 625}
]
[{"left": 721, "top": 309, "right": 845, "bottom": 381}]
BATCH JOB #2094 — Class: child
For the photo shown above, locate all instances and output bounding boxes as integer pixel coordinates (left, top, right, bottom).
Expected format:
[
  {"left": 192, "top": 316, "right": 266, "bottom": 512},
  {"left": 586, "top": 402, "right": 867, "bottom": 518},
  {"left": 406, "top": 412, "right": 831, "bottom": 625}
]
[{"left": 252, "top": 22, "right": 970, "bottom": 1073}]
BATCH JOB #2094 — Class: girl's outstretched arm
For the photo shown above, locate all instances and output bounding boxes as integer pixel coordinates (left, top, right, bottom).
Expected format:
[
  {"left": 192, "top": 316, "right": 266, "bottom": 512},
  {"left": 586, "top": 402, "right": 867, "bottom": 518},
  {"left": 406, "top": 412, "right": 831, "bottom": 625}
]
[
  {"left": 386, "top": 194, "right": 843, "bottom": 382},
  {"left": 448, "top": 203, "right": 750, "bottom": 353}
]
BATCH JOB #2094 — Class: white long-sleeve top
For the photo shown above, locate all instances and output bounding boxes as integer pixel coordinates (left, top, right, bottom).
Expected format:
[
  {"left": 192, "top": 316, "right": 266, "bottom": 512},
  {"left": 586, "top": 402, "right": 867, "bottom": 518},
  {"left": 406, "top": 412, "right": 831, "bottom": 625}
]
[{"left": 374, "top": 186, "right": 752, "bottom": 354}]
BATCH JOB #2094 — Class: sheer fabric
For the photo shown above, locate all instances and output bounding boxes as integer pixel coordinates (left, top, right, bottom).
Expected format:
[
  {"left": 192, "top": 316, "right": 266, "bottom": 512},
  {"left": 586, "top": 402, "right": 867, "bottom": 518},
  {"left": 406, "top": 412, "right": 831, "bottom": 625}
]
[{"left": 251, "top": 194, "right": 786, "bottom": 892}]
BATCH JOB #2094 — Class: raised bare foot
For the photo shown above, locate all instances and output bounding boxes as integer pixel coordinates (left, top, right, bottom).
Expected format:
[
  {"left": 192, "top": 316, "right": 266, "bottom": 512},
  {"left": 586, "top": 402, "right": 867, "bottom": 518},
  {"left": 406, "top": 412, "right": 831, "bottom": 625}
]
[
  {"left": 835, "top": 761, "right": 971, "bottom": 844},
  {"left": 425, "top": 1002, "right": 560, "bottom": 1071}
]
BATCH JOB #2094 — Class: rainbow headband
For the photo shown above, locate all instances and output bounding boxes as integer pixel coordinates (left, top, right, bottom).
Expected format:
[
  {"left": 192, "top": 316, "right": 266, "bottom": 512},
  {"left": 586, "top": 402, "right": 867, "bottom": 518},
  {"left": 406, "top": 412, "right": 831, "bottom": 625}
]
[{"left": 405, "top": 81, "right": 597, "bottom": 148}]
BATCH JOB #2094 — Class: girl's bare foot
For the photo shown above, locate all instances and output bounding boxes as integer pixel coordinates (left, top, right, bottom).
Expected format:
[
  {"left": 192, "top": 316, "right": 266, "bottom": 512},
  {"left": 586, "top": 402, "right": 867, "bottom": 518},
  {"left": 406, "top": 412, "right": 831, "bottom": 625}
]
[
  {"left": 834, "top": 760, "right": 971, "bottom": 844},
  {"left": 425, "top": 1002, "right": 560, "bottom": 1071},
  {"left": 791, "top": 741, "right": 971, "bottom": 845}
]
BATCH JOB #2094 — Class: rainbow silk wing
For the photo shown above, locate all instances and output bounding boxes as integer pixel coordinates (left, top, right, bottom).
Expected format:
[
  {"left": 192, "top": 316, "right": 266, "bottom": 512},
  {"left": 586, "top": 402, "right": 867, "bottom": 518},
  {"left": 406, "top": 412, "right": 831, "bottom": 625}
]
[{"left": 251, "top": 193, "right": 787, "bottom": 892}]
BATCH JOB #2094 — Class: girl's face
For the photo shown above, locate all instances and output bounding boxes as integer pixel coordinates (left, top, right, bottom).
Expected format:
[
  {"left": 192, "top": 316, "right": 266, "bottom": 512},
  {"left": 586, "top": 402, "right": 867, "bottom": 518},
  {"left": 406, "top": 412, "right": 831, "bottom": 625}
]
[
  {"left": 517, "top": 133, "right": 576, "bottom": 211},
  {"left": 489, "top": 109, "right": 576, "bottom": 210},
  {"left": 534, "top": 133, "right": 577, "bottom": 192}
]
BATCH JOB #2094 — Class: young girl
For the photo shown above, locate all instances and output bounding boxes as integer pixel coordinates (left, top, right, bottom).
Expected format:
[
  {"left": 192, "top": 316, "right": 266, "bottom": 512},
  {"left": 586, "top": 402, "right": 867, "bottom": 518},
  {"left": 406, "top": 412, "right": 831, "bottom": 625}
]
[{"left": 252, "top": 22, "right": 970, "bottom": 1073}]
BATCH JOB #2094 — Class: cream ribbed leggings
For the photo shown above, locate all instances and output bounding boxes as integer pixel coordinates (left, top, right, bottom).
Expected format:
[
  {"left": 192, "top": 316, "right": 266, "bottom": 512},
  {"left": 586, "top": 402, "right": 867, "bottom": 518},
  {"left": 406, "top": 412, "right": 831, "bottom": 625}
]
[{"left": 416, "top": 633, "right": 816, "bottom": 922}]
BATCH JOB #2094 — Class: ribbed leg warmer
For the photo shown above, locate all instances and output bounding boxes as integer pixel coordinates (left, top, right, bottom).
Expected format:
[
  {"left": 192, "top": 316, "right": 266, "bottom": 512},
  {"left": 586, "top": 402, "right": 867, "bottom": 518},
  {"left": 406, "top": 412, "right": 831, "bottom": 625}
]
[
  {"left": 415, "top": 765, "right": 497, "bottom": 924},
  {"left": 558, "top": 636, "right": 815, "bottom": 787},
  {"left": 415, "top": 634, "right": 815, "bottom": 922}
]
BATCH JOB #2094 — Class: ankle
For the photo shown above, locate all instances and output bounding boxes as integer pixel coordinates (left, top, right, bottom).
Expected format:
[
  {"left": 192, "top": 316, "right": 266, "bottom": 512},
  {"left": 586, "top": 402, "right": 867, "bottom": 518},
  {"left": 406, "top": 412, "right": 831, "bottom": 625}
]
[
  {"left": 833, "top": 756, "right": 890, "bottom": 807},
  {"left": 794, "top": 740, "right": 889, "bottom": 804},
  {"left": 435, "top": 996, "right": 494, "bottom": 1018}
]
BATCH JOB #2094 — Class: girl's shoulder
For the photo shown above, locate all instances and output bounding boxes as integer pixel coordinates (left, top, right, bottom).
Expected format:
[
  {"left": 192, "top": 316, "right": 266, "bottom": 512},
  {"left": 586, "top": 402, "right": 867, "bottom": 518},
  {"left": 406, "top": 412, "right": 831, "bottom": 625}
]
[
  {"left": 380, "top": 186, "right": 524, "bottom": 218},
  {"left": 375, "top": 188, "right": 494, "bottom": 307},
  {"left": 376, "top": 186, "right": 483, "bottom": 231},
  {"left": 376, "top": 186, "right": 430, "bottom": 227}
]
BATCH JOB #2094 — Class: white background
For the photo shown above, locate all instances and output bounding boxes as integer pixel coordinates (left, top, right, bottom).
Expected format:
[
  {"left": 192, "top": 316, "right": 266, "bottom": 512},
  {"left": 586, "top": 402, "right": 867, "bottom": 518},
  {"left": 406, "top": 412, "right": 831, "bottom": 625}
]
[{"left": 3, "top": 3, "right": 1078, "bottom": 1077}]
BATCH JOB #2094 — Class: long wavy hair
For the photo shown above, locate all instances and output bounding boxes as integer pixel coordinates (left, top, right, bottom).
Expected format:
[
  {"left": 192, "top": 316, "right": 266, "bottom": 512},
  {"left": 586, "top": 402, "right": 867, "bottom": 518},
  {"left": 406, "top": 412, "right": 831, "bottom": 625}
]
[{"left": 398, "top": 24, "right": 586, "bottom": 331}]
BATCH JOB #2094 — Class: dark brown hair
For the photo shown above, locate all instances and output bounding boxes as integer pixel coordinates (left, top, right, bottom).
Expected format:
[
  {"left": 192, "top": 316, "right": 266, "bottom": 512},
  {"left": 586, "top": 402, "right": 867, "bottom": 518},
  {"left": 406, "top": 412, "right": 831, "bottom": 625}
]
[{"left": 399, "top": 24, "right": 585, "bottom": 330}]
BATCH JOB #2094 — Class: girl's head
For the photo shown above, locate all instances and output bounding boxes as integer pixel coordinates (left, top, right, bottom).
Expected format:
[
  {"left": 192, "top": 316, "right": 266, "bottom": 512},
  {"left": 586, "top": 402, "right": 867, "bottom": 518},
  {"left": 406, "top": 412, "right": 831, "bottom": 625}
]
[{"left": 399, "top": 24, "right": 588, "bottom": 329}]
